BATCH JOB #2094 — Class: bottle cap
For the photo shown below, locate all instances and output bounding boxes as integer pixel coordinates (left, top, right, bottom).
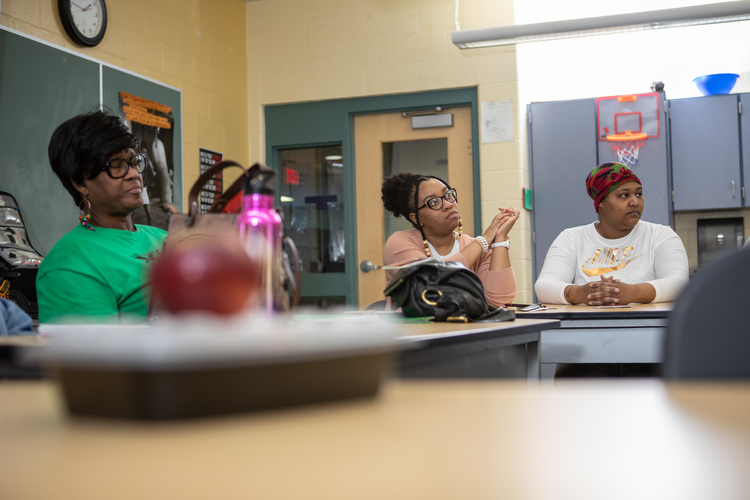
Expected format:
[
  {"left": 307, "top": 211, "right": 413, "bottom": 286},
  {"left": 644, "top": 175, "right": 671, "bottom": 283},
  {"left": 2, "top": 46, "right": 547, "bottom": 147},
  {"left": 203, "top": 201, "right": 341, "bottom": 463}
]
[{"left": 243, "top": 163, "right": 276, "bottom": 195}]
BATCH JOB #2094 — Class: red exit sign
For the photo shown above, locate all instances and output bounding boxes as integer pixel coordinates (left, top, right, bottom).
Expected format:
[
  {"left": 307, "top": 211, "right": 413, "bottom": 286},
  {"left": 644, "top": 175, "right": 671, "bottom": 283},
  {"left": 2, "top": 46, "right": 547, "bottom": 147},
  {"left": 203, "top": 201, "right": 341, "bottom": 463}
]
[{"left": 285, "top": 168, "right": 299, "bottom": 185}]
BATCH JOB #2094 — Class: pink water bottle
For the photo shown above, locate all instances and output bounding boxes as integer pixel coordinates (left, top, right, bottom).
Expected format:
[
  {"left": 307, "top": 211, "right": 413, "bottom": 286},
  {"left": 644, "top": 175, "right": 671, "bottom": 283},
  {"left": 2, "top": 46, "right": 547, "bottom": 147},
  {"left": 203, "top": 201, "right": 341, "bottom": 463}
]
[{"left": 235, "top": 163, "right": 283, "bottom": 314}]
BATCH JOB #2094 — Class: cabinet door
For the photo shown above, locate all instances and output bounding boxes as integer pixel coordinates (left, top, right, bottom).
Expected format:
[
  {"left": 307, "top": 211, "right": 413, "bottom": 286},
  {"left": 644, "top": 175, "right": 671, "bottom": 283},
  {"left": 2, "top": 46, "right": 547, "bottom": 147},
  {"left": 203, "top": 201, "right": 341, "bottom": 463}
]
[
  {"left": 670, "top": 95, "right": 741, "bottom": 210},
  {"left": 741, "top": 93, "right": 750, "bottom": 207},
  {"left": 529, "top": 99, "right": 597, "bottom": 284}
]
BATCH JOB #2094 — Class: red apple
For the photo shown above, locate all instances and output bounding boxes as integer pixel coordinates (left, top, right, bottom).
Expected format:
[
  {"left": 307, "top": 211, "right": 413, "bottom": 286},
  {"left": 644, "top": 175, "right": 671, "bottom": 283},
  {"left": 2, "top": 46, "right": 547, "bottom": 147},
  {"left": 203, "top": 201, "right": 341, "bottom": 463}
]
[{"left": 150, "top": 244, "right": 259, "bottom": 315}]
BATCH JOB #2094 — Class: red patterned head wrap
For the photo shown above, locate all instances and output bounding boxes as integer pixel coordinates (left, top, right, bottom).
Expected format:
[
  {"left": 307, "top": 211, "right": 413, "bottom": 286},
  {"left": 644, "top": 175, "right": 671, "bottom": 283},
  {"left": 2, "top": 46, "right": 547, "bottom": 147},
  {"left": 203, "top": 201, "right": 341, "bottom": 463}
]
[{"left": 586, "top": 162, "right": 641, "bottom": 212}]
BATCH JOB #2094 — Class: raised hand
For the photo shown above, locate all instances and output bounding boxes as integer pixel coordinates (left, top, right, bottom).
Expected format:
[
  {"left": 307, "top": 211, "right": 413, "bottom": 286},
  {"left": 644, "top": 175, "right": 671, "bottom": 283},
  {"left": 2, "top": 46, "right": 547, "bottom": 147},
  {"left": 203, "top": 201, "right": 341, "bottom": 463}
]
[{"left": 495, "top": 207, "right": 519, "bottom": 241}]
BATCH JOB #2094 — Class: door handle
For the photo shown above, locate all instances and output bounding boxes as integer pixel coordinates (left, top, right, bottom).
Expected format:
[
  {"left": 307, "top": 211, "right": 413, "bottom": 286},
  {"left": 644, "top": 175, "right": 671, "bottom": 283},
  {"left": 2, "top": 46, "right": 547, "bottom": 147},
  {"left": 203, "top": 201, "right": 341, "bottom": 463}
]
[{"left": 732, "top": 180, "right": 736, "bottom": 197}]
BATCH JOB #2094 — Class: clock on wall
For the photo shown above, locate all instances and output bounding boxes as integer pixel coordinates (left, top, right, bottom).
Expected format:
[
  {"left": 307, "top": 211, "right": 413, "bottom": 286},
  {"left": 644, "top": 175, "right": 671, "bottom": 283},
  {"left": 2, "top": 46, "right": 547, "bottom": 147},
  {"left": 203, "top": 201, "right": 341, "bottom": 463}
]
[{"left": 58, "top": 0, "right": 108, "bottom": 47}]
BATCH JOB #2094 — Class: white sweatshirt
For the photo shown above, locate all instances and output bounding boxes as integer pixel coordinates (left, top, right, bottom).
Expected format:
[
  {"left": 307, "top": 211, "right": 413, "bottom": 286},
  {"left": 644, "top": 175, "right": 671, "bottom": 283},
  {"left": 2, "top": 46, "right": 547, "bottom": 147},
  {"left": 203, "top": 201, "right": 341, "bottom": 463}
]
[{"left": 534, "top": 220, "right": 689, "bottom": 304}]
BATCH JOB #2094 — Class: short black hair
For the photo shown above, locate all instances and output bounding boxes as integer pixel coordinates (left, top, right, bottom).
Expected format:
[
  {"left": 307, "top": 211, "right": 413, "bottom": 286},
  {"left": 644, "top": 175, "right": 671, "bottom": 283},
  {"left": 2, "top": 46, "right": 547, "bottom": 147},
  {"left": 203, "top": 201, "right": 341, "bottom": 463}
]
[
  {"left": 48, "top": 110, "right": 138, "bottom": 206},
  {"left": 381, "top": 172, "right": 452, "bottom": 230}
]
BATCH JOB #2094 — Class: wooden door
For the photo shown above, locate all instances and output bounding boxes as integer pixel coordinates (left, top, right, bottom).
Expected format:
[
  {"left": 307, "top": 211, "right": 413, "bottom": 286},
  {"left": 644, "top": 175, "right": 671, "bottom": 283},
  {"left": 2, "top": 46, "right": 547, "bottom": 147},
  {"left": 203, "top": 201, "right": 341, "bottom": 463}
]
[{"left": 355, "top": 107, "right": 474, "bottom": 309}]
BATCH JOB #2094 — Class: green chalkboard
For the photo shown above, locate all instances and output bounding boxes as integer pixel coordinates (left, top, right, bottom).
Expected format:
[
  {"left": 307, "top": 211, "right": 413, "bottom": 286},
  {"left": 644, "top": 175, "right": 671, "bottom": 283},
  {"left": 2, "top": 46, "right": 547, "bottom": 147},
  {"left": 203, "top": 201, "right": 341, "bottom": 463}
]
[
  {"left": 0, "top": 28, "right": 182, "bottom": 255},
  {"left": 0, "top": 29, "right": 100, "bottom": 254}
]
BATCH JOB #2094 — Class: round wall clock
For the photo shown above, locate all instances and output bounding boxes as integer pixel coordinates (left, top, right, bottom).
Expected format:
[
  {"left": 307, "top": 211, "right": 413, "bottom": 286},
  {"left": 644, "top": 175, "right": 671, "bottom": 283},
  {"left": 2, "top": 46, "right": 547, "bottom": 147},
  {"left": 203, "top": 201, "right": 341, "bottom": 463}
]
[{"left": 58, "top": 0, "right": 108, "bottom": 47}]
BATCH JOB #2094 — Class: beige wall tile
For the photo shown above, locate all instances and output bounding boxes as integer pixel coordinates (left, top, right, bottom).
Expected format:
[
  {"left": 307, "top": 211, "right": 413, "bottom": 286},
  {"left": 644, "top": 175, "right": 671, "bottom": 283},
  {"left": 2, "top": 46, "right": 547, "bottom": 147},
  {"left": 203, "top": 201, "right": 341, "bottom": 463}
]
[
  {"left": 180, "top": 82, "right": 211, "bottom": 120},
  {"left": 163, "top": 44, "right": 194, "bottom": 83},
  {"left": 479, "top": 142, "right": 521, "bottom": 172},
  {"left": 391, "top": 30, "right": 447, "bottom": 65},
  {"left": 364, "top": 63, "right": 420, "bottom": 96},
  {"left": 476, "top": 52, "right": 518, "bottom": 84},
  {"left": 312, "top": 67, "right": 365, "bottom": 100},
  {"left": 262, "top": 73, "right": 314, "bottom": 104},
  {"left": 362, "top": 32, "right": 393, "bottom": 66},
  {"left": 419, "top": 57, "right": 476, "bottom": 90},
  {"left": 127, "top": 28, "right": 163, "bottom": 72},
  {"left": 481, "top": 168, "right": 525, "bottom": 202},
  {"left": 364, "top": 8, "right": 418, "bottom": 37},
  {"left": 180, "top": 21, "right": 210, "bottom": 63},
  {"left": 143, "top": 6, "right": 181, "bottom": 47},
  {"left": 311, "top": 13, "right": 362, "bottom": 41},
  {"left": 2, "top": 0, "right": 40, "bottom": 25}
]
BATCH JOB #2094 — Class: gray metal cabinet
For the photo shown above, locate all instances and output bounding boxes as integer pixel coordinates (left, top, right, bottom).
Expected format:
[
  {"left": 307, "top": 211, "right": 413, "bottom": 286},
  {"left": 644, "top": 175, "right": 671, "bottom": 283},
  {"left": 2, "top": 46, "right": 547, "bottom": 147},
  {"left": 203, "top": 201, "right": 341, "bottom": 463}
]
[
  {"left": 528, "top": 99, "right": 598, "bottom": 284},
  {"left": 741, "top": 93, "right": 750, "bottom": 204},
  {"left": 670, "top": 95, "right": 742, "bottom": 210}
]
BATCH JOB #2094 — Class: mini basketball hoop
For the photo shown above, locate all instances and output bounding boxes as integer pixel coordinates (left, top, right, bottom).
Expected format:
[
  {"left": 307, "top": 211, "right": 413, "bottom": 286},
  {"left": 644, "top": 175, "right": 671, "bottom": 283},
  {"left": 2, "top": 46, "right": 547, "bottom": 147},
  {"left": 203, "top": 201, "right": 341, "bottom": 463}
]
[{"left": 606, "top": 130, "right": 647, "bottom": 168}]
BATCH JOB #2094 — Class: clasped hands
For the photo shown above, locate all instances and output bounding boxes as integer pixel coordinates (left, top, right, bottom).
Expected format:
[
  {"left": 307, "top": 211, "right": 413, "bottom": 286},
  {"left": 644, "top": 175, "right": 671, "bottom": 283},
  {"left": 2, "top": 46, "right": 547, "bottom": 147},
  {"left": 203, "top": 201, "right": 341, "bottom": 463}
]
[
  {"left": 483, "top": 207, "right": 519, "bottom": 243},
  {"left": 572, "top": 275, "right": 638, "bottom": 306}
]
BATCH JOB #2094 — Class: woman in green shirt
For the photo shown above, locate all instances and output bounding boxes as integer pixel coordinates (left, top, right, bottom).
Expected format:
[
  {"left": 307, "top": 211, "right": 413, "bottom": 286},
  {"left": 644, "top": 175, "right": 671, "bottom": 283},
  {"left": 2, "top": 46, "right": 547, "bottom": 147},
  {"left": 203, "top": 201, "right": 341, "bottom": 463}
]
[{"left": 37, "top": 110, "right": 167, "bottom": 323}]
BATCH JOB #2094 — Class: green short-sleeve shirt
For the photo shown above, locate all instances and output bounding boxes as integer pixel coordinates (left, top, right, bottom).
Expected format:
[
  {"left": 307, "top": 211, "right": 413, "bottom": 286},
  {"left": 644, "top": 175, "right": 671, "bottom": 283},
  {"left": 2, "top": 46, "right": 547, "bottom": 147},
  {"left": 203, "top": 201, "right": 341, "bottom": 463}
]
[{"left": 37, "top": 224, "right": 167, "bottom": 323}]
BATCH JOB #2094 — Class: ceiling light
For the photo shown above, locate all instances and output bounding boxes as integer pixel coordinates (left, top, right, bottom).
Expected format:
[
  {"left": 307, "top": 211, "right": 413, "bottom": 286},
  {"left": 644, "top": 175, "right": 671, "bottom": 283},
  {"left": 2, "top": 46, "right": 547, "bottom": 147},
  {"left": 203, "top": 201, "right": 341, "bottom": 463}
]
[
  {"left": 325, "top": 155, "right": 342, "bottom": 161},
  {"left": 452, "top": 0, "right": 750, "bottom": 48}
]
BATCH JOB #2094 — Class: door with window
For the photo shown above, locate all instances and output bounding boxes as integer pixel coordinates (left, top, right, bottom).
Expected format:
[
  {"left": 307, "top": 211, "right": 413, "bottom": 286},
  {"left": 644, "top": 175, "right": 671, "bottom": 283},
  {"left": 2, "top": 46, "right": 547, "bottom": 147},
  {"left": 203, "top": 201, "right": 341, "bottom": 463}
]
[
  {"left": 355, "top": 107, "right": 474, "bottom": 308},
  {"left": 266, "top": 89, "right": 479, "bottom": 309}
]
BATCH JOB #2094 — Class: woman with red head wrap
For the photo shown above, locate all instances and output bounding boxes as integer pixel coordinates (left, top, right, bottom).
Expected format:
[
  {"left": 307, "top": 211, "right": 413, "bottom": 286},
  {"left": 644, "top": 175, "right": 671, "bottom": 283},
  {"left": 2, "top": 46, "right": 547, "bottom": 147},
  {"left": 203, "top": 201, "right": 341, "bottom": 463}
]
[
  {"left": 535, "top": 162, "right": 687, "bottom": 307},
  {"left": 535, "top": 162, "right": 688, "bottom": 377}
]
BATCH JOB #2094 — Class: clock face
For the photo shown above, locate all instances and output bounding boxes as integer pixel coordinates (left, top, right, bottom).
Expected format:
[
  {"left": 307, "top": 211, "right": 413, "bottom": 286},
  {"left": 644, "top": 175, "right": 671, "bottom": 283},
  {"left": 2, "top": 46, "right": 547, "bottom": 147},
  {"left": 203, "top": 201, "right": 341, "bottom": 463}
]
[
  {"left": 59, "top": 0, "right": 108, "bottom": 47},
  {"left": 71, "top": 1, "right": 104, "bottom": 38}
]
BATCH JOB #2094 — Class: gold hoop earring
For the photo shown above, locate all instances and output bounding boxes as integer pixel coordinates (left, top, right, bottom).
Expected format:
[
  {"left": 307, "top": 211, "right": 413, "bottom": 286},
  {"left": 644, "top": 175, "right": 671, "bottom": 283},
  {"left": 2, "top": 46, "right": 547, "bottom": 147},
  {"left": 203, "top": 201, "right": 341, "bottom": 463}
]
[
  {"left": 456, "top": 217, "right": 463, "bottom": 240},
  {"left": 78, "top": 198, "right": 95, "bottom": 231}
]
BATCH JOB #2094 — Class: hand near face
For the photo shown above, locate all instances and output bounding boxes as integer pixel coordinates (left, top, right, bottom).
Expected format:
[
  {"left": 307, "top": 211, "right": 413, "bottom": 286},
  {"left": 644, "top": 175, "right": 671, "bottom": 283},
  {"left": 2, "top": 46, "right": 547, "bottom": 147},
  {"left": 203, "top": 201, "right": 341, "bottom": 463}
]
[
  {"left": 495, "top": 207, "right": 519, "bottom": 240},
  {"left": 481, "top": 207, "right": 519, "bottom": 242}
]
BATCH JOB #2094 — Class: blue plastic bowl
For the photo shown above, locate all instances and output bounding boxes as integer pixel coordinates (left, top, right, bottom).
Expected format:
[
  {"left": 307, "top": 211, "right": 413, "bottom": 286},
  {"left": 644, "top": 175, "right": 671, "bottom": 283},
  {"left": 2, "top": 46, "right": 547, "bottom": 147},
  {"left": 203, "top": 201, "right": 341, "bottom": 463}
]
[{"left": 693, "top": 73, "right": 739, "bottom": 95}]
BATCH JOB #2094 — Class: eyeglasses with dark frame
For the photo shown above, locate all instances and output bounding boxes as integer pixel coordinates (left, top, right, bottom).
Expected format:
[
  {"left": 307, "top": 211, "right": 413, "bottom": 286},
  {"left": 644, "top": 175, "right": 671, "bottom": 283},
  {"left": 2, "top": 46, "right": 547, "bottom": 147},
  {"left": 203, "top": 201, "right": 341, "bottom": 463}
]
[
  {"left": 416, "top": 188, "right": 458, "bottom": 211},
  {"left": 100, "top": 154, "right": 147, "bottom": 179}
]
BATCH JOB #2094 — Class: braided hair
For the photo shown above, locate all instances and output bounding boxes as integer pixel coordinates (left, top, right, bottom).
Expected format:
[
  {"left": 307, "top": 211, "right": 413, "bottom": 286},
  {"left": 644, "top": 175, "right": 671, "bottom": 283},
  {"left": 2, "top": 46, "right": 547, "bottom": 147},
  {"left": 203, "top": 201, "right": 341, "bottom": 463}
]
[{"left": 381, "top": 172, "right": 454, "bottom": 243}]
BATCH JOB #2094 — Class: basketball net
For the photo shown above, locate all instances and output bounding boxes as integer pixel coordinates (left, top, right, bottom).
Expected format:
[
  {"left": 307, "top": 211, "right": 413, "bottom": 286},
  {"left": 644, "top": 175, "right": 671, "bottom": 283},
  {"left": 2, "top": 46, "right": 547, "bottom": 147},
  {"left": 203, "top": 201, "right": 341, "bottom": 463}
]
[{"left": 606, "top": 131, "right": 647, "bottom": 168}]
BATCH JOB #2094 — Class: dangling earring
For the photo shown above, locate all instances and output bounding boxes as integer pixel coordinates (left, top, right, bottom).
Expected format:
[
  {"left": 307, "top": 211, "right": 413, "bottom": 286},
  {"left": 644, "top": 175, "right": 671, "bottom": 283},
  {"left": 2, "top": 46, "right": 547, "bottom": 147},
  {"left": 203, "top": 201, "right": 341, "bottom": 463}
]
[
  {"left": 78, "top": 197, "right": 95, "bottom": 231},
  {"left": 456, "top": 217, "right": 463, "bottom": 240}
]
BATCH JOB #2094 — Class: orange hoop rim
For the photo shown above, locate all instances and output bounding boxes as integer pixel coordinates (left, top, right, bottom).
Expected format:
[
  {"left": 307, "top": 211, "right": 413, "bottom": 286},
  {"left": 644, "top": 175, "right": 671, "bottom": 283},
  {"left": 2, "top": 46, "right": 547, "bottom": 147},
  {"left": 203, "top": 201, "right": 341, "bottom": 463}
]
[{"left": 606, "top": 131, "right": 648, "bottom": 141}]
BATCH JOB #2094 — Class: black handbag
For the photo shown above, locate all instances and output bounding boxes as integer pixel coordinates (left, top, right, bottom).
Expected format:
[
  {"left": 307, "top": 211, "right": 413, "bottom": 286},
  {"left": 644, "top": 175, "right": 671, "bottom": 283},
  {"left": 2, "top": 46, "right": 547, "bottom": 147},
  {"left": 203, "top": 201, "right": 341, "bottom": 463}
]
[{"left": 383, "top": 260, "right": 515, "bottom": 323}]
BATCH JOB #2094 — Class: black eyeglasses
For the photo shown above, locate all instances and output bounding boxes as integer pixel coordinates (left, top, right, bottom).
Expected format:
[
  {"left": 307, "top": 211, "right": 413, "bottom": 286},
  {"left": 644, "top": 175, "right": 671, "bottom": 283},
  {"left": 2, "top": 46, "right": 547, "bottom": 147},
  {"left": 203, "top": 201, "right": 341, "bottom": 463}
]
[
  {"left": 100, "top": 154, "right": 147, "bottom": 179},
  {"left": 416, "top": 188, "right": 457, "bottom": 211}
]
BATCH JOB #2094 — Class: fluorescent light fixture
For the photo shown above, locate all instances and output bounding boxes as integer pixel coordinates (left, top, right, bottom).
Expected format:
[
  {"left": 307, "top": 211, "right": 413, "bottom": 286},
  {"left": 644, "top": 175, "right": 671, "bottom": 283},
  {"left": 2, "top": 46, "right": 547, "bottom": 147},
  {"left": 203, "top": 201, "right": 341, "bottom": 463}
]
[
  {"left": 280, "top": 196, "right": 294, "bottom": 202},
  {"left": 452, "top": 0, "right": 750, "bottom": 48},
  {"left": 325, "top": 155, "right": 343, "bottom": 161},
  {"left": 332, "top": 162, "right": 343, "bottom": 167}
]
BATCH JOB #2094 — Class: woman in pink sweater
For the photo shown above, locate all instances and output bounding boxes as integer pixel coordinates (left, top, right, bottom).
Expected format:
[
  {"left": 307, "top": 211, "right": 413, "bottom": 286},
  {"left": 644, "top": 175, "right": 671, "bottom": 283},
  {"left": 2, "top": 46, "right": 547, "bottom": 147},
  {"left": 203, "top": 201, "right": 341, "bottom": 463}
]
[{"left": 381, "top": 173, "right": 518, "bottom": 308}]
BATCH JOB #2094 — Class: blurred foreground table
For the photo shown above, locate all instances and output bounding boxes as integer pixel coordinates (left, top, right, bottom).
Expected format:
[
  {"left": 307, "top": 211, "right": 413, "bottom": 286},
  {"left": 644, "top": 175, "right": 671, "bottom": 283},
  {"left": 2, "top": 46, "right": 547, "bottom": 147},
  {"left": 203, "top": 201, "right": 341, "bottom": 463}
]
[{"left": 1, "top": 379, "right": 749, "bottom": 500}]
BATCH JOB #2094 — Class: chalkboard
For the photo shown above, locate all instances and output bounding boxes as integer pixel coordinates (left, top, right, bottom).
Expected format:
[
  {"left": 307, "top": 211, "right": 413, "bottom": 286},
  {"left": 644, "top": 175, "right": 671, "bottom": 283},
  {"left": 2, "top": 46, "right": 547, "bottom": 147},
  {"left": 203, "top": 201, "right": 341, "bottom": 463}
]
[
  {"left": 0, "top": 29, "right": 100, "bottom": 254},
  {"left": 0, "top": 28, "right": 182, "bottom": 255}
]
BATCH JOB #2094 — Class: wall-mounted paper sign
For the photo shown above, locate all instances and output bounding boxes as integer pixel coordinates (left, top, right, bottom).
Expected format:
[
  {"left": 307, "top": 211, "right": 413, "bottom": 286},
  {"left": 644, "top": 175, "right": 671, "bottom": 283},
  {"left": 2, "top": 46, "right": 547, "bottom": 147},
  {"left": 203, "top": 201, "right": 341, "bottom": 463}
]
[
  {"left": 199, "top": 148, "right": 223, "bottom": 214},
  {"left": 481, "top": 100, "right": 513, "bottom": 143}
]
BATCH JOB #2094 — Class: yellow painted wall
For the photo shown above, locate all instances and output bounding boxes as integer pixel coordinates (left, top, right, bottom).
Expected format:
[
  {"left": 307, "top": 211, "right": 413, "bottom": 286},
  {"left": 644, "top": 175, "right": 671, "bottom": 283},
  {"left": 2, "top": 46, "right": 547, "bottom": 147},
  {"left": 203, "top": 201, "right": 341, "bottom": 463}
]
[
  {"left": 246, "top": 0, "right": 534, "bottom": 301},
  {"left": 0, "top": 0, "right": 249, "bottom": 201}
]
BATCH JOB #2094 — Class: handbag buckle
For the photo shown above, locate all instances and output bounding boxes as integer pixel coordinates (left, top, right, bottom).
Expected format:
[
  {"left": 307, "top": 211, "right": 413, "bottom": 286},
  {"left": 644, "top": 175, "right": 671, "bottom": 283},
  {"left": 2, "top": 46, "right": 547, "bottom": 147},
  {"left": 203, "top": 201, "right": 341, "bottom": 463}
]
[
  {"left": 446, "top": 316, "right": 469, "bottom": 323},
  {"left": 421, "top": 289, "right": 442, "bottom": 306}
]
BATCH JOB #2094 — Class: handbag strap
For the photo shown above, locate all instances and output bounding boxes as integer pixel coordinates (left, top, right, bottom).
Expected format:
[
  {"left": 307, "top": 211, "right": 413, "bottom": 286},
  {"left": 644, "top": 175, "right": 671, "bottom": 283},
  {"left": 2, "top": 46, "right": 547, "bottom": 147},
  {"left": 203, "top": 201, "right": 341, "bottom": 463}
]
[{"left": 187, "top": 160, "right": 248, "bottom": 218}]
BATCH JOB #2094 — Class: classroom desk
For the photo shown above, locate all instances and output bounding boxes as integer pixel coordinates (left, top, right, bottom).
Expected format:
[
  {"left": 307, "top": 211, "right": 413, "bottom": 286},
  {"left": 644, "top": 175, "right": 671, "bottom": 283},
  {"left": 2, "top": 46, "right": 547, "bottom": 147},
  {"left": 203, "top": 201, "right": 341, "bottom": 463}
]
[
  {"left": 1, "top": 379, "right": 749, "bottom": 500},
  {"left": 395, "top": 318, "right": 560, "bottom": 380},
  {"left": 515, "top": 303, "right": 671, "bottom": 377},
  {"left": 0, "top": 318, "right": 560, "bottom": 381}
]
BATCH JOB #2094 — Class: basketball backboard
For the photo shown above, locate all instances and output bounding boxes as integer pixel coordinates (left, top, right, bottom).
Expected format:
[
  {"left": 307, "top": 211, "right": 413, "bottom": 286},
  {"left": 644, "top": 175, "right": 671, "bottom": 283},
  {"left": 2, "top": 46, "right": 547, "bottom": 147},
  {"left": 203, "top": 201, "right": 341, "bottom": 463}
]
[{"left": 596, "top": 92, "right": 660, "bottom": 141}]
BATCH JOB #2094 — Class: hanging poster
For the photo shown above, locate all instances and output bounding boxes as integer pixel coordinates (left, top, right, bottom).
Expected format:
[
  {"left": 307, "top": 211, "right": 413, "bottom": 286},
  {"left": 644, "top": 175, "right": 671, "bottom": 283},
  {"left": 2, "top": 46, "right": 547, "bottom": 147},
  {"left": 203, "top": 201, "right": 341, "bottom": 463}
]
[
  {"left": 119, "top": 91, "right": 175, "bottom": 230},
  {"left": 199, "top": 148, "right": 224, "bottom": 213}
]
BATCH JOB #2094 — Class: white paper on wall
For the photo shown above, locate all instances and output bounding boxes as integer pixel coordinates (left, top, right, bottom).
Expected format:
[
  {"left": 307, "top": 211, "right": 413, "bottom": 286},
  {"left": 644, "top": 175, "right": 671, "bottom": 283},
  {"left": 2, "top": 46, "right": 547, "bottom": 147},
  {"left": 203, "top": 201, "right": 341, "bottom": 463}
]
[{"left": 481, "top": 100, "right": 513, "bottom": 143}]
